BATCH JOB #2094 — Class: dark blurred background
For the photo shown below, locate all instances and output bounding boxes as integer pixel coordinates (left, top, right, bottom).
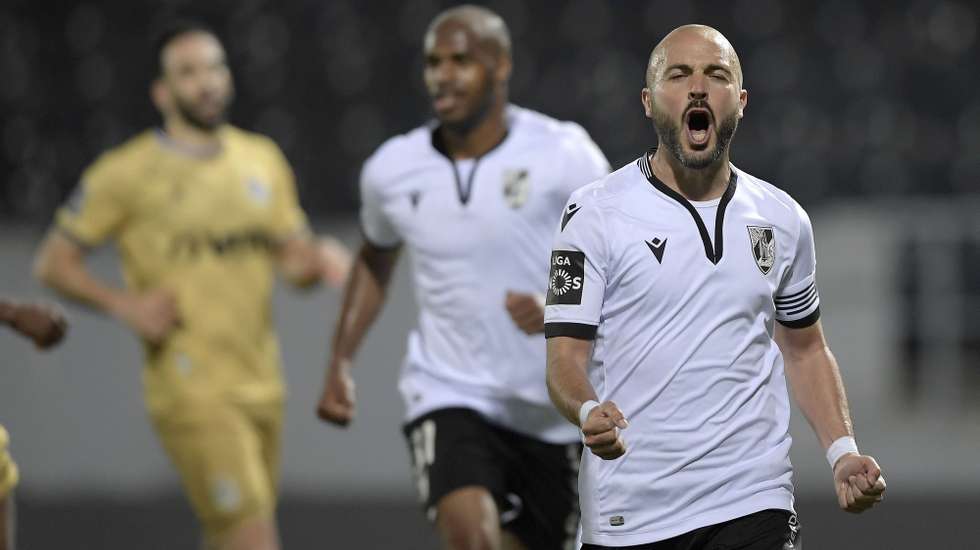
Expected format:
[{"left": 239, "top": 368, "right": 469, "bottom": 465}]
[
  {"left": 1, "top": 0, "right": 978, "bottom": 548},
  {"left": 1, "top": 0, "right": 978, "bottom": 218}
]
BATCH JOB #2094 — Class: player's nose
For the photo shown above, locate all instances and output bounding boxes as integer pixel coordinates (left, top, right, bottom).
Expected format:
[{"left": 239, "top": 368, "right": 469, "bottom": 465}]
[{"left": 688, "top": 74, "right": 707, "bottom": 99}]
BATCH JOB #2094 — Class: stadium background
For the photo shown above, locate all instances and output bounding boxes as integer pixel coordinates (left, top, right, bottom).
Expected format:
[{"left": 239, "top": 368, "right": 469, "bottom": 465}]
[{"left": 1, "top": 0, "right": 978, "bottom": 548}]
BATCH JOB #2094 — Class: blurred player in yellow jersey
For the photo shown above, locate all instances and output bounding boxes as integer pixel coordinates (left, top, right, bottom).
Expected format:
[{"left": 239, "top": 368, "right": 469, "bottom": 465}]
[
  {"left": 1, "top": 298, "right": 68, "bottom": 550},
  {"left": 33, "top": 20, "right": 350, "bottom": 550}
]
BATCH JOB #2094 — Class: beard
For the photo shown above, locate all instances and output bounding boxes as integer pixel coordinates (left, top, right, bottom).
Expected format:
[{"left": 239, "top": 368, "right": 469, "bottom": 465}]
[
  {"left": 439, "top": 77, "right": 498, "bottom": 134},
  {"left": 174, "top": 94, "right": 229, "bottom": 132},
  {"left": 651, "top": 102, "right": 738, "bottom": 170}
]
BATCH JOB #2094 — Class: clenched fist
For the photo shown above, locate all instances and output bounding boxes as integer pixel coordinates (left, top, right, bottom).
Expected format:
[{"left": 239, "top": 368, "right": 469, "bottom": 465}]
[
  {"left": 112, "top": 289, "right": 181, "bottom": 345},
  {"left": 2, "top": 301, "right": 68, "bottom": 349},
  {"left": 582, "top": 401, "right": 629, "bottom": 460},
  {"left": 505, "top": 291, "right": 545, "bottom": 335},
  {"left": 833, "top": 454, "right": 886, "bottom": 513},
  {"left": 317, "top": 358, "right": 357, "bottom": 427}
]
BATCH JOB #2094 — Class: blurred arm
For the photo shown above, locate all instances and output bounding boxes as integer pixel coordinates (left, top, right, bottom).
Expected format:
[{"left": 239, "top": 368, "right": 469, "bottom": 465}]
[
  {"left": 317, "top": 241, "right": 400, "bottom": 425},
  {"left": 33, "top": 231, "right": 178, "bottom": 344},
  {"left": 277, "top": 233, "right": 352, "bottom": 290},
  {"left": 777, "top": 320, "right": 853, "bottom": 450},
  {"left": 329, "top": 242, "right": 400, "bottom": 363},
  {"left": 33, "top": 231, "right": 126, "bottom": 315}
]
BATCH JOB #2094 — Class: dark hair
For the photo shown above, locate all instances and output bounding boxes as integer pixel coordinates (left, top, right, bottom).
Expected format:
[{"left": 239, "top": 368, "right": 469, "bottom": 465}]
[{"left": 151, "top": 19, "right": 218, "bottom": 76}]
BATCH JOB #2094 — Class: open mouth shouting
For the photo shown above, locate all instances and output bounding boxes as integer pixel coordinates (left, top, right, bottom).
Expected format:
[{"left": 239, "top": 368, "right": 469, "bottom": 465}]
[{"left": 684, "top": 107, "right": 713, "bottom": 149}]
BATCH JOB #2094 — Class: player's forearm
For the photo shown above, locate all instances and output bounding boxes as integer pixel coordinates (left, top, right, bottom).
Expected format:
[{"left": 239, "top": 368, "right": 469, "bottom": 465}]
[
  {"left": 329, "top": 243, "right": 399, "bottom": 363},
  {"left": 278, "top": 236, "right": 321, "bottom": 288},
  {"left": 33, "top": 234, "right": 127, "bottom": 317},
  {"left": 784, "top": 342, "right": 854, "bottom": 450},
  {"left": 546, "top": 336, "right": 598, "bottom": 426},
  {"left": 0, "top": 300, "right": 15, "bottom": 326}
]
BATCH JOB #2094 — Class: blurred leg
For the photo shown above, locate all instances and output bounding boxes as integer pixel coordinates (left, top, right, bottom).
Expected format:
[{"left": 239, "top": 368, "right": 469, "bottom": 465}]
[
  {"left": 436, "top": 486, "right": 501, "bottom": 550},
  {"left": 500, "top": 530, "right": 528, "bottom": 550},
  {"left": 219, "top": 516, "right": 279, "bottom": 550},
  {"left": 154, "top": 402, "right": 278, "bottom": 550}
]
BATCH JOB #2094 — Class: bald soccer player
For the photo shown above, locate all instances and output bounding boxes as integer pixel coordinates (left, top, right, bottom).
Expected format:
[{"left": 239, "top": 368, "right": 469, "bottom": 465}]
[
  {"left": 317, "top": 5, "right": 609, "bottom": 550},
  {"left": 545, "top": 25, "right": 886, "bottom": 549},
  {"left": 33, "top": 20, "right": 350, "bottom": 550},
  {"left": 1, "top": 298, "right": 67, "bottom": 550}
]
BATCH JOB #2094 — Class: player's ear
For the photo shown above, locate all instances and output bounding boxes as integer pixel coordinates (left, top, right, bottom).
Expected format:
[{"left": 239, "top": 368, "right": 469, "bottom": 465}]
[
  {"left": 150, "top": 78, "right": 169, "bottom": 113},
  {"left": 738, "top": 88, "right": 747, "bottom": 119},
  {"left": 495, "top": 54, "right": 512, "bottom": 83},
  {"left": 641, "top": 88, "right": 654, "bottom": 119}
]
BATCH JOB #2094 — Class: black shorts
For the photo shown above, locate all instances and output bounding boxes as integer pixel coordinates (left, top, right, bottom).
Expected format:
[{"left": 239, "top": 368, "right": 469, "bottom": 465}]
[
  {"left": 581, "top": 509, "right": 801, "bottom": 550},
  {"left": 403, "top": 407, "right": 582, "bottom": 550}
]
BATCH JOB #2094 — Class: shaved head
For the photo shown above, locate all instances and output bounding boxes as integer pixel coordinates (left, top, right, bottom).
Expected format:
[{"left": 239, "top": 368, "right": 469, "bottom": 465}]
[
  {"left": 425, "top": 4, "right": 511, "bottom": 59},
  {"left": 646, "top": 25, "right": 742, "bottom": 89}
]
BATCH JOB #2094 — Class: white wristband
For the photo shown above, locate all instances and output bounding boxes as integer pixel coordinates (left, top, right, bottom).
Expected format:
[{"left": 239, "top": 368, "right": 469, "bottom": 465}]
[
  {"left": 579, "top": 400, "right": 599, "bottom": 427},
  {"left": 826, "top": 436, "right": 859, "bottom": 469}
]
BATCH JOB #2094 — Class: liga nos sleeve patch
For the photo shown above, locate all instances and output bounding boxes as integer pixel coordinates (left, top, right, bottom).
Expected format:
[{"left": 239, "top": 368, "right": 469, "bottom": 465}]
[{"left": 547, "top": 250, "right": 585, "bottom": 305}]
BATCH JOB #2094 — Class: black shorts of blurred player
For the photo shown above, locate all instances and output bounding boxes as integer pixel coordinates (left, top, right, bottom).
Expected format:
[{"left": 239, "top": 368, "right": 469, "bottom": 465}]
[{"left": 405, "top": 408, "right": 582, "bottom": 550}]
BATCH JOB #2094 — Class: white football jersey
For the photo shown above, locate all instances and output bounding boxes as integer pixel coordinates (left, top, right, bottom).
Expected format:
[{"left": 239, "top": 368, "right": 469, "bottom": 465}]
[
  {"left": 545, "top": 152, "right": 820, "bottom": 545},
  {"left": 361, "top": 105, "right": 610, "bottom": 443}
]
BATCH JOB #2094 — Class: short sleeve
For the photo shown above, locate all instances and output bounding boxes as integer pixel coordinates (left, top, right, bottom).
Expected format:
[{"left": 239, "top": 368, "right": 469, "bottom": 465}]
[
  {"left": 544, "top": 191, "right": 607, "bottom": 340},
  {"left": 774, "top": 203, "right": 820, "bottom": 328},
  {"left": 558, "top": 124, "right": 610, "bottom": 198},
  {"left": 266, "top": 142, "right": 310, "bottom": 240},
  {"left": 55, "top": 155, "right": 130, "bottom": 247},
  {"left": 358, "top": 154, "right": 401, "bottom": 248}
]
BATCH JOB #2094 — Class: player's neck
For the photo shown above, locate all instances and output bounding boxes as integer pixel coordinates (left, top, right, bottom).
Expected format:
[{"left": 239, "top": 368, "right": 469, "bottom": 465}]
[
  {"left": 649, "top": 149, "right": 731, "bottom": 202},
  {"left": 438, "top": 102, "right": 508, "bottom": 160},
  {"left": 162, "top": 117, "right": 223, "bottom": 156}
]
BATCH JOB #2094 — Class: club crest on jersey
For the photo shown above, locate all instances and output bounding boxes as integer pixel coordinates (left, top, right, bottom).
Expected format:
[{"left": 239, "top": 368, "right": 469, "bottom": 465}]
[
  {"left": 244, "top": 177, "right": 271, "bottom": 206},
  {"left": 747, "top": 225, "right": 776, "bottom": 275},
  {"left": 502, "top": 168, "right": 530, "bottom": 208},
  {"left": 547, "top": 250, "right": 585, "bottom": 305}
]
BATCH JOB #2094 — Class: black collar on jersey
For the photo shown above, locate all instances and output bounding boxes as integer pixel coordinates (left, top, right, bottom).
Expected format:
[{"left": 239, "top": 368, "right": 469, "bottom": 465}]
[
  {"left": 637, "top": 149, "right": 738, "bottom": 264},
  {"left": 431, "top": 127, "right": 510, "bottom": 206}
]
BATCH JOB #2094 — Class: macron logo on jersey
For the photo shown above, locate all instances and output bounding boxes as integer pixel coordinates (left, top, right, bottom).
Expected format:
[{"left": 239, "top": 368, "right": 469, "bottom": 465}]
[
  {"left": 547, "top": 250, "right": 585, "bottom": 305},
  {"left": 646, "top": 237, "right": 667, "bottom": 263},
  {"left": 561, "top": 203, "right": 582, "bottom": 231}
]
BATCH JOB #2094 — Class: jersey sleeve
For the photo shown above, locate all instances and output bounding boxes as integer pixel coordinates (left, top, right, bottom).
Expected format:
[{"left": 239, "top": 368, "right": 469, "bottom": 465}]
[
  {"left": 774, "top": 203, "right": 821, "bottom": 328},
  {"left": 55, "top": 155, "right": 130, "bottom": 247},
  {"left": 358, "top": 153, "right": 401, "bottom": 248},
  {"left": 544, "top": 191, "right": 607, "bottom": 340},
  {"left": 266, "top": 141, "right": 310, "bottom": 240},
  {"left": 558, "top": 123, "right": 611, "bottom": 198}
]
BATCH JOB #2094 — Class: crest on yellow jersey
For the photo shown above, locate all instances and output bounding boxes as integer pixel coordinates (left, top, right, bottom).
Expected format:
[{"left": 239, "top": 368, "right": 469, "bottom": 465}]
[{"left": 245, "top": 177, "right": 271, "bottom": 206}]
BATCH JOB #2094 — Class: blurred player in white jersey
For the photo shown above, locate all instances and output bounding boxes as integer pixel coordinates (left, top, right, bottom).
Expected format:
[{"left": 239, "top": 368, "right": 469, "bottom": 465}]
[{"left": 316, "top": 5, "right": 609, "bottom": 550}]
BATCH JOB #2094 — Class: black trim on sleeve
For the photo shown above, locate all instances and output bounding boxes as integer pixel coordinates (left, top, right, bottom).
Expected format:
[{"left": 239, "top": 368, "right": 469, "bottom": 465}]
[
  {"left": 782, "top": 294, "right": 819, "bottom": 316},
  {"left": 544, "top": 322, "right": 598, "bottom": 340},
  {"left": 636, "top": 150, "right": 737, "bottom": 264},
  {"left": 777, "top": 307, "right": 821, "bottom": 329},
  {"left": 774, "top": 282, "right": 816, "bottom": 305}
]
